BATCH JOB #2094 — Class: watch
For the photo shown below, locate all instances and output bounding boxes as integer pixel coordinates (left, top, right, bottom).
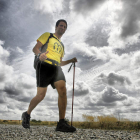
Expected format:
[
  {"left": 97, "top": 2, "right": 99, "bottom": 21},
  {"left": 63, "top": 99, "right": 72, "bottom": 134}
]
[{"left": 37, "top": 53, "right": 41, "bottom": 58}]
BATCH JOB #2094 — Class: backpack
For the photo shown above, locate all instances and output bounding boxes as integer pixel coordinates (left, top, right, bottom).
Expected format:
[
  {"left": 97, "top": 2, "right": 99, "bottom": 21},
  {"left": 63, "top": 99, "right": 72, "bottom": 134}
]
[{"left": 34, "top": 33, "right": 64, "bottom": 69}]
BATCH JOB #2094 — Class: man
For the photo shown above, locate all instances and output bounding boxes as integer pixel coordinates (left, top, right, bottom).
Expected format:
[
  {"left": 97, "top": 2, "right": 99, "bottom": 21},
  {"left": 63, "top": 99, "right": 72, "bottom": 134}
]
[{"left": 21, "top": 19, "right": 77, "bottom": 132}]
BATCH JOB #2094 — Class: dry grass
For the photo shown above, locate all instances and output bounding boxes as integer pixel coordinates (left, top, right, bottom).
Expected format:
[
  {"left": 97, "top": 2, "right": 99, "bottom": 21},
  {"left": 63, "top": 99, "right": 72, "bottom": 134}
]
[{"left": 0, "top": 114, "right": 140, "bottom": 130}]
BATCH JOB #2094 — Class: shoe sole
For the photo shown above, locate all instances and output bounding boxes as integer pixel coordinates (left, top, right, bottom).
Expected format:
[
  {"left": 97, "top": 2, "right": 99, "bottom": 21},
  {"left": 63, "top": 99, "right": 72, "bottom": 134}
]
[{"left": 55, "top": 128, "right": 76, "bottom": 132}]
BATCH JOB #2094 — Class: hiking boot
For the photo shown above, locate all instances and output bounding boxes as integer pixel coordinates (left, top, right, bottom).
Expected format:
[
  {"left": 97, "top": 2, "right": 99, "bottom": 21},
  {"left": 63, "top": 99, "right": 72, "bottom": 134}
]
[
  {"left": 55, "top": 119, "right": 76, "bottom": 132},
  {"left": 21, "top": 111, "right": 31, "bottom": 129}
]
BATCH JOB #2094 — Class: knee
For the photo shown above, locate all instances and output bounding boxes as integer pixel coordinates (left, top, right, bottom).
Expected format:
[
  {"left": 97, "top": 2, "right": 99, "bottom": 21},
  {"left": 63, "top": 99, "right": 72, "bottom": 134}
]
[
  {"left": 58, "top": 86, "right": 66, "bottom": 97},
  {"left": 37, "top": 92, "right": 46, "bottom": 100}
]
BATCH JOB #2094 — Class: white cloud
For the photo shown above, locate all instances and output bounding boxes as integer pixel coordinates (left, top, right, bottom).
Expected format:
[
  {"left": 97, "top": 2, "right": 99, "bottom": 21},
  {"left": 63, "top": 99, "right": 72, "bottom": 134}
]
[
  {"left": 12, "top": 41, "right": 36, "bottom": 76},
  {"left": 0, "top": 43, "right": 13, "bottom": 89},
  {"left": 0, "top": 40, "right": 5, "bottom": 46},
  {"left": 34, "top": 0, "right": 64, "bottom": 14},
  {"left": 0, "top": 42, "right": 10, "bottom": 62},
  {"left": 131, "top": 51, "right": 140, "bottom": 67},
  {"left": 102, "top": 86, "right": 127, "bottom": 103},
  {"left": 107, "top": 0, "right": 140, "bottom": 48},
  {"left": 0, "top": 41, "right": 36, "bottom": 111},
  {"left": 16, "top": 47, "right": 24, "bottom": 54}
]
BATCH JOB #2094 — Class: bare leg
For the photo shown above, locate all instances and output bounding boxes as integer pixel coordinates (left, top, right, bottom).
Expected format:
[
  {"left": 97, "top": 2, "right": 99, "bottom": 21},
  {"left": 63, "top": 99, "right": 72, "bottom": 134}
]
[
  {"left": 27, "top": 87, "right": 47, "bottom": 115},
  {"left": 58, "top": 89, "right": 67, "bottom": 120},
  {"left": 55, "top": 80, "right": 67, "bottom": 120}
]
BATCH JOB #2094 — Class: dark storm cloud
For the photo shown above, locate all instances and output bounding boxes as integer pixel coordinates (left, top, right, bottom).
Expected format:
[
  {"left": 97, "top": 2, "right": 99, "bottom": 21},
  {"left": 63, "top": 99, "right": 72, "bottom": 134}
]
[
  {"left": 119, "top": 0, "right": 140, "bottom": 38},
  {"left": 114, "top": 42, "right": 140, "bottom": 56},
  {"left": 0, "top": 93, "right": 5, "bottom": 103},
  {"left": 4, "top": 86, "right": 32, "bottom": 103},
  {"left": 0, "top": 0, "right": 53, "bottom": 63},
  {"left": 4, "top": 86, "right": 20, "bottom": 96},
  {"left": 73, "top": 0, "right": 107, "bottom": 15},
  {"left": 0, "top": 0, "right": 7, "bottom": 13}
]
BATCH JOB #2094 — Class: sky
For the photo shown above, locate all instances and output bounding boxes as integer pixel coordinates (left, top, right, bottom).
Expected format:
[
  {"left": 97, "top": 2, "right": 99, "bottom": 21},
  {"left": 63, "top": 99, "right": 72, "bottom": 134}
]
[{"left": 0, "top": 0, "right": 140, "bottom": 122}]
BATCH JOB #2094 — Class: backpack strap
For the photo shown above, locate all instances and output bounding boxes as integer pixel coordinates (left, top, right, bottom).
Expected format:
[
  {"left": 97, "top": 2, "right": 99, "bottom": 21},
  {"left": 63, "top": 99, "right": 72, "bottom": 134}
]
[
  {"left": 40, "top": 33, "right": 53, "bottom": 53},
  {"left": 51, "top": 34, "right": 65, "bottom": 54},
  {"left": 40, "top": 33, "right": 64, "bottom": 55},
  {"left": 34, "top": 33, "right": 64, "bottom": 69}
]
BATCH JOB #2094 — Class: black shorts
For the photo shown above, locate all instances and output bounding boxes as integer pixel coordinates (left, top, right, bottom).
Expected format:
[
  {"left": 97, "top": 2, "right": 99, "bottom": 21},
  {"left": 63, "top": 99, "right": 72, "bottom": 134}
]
[{"left": 36, "top": 61, "right": 66, "bottom": 89}]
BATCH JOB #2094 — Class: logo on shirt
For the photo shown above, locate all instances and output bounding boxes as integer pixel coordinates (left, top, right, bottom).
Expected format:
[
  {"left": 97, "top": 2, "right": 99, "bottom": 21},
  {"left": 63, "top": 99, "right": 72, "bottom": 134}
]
[{"left": 53, "top": 42, "right": 63, "bottom": 54}]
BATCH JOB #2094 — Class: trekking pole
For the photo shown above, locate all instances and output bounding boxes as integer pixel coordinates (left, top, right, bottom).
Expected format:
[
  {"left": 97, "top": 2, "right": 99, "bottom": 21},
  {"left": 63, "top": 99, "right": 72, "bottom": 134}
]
[
  {"left": 71, "top": 62, "right": 75, "bottom": 126},
  {"left": 68, "top": 62, "right": 76, "bottom": 126}
]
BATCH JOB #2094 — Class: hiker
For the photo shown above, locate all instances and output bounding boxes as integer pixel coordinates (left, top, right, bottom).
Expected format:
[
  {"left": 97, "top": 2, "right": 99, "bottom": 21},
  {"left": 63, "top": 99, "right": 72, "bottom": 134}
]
[{"left": 21, "top": 19, "right": 77, "bottom": 132}]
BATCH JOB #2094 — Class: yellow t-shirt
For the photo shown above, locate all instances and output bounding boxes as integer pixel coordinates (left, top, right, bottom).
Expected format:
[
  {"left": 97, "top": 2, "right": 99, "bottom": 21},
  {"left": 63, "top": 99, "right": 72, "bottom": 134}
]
[{"left": 37, "top": 32, "right": 64, "bottom": 64}]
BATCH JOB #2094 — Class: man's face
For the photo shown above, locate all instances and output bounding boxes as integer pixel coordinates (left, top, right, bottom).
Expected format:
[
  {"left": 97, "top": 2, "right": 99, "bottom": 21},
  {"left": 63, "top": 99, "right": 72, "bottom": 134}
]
[{"left": 55, "top": 21, "right": 67, "bottom": 35}]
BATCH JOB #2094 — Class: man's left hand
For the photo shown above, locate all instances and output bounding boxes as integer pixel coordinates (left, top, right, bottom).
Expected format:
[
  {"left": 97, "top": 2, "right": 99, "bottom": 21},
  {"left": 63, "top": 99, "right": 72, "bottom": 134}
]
[{"left": 71, "top": 57, "right": 78, "bottom": 63}]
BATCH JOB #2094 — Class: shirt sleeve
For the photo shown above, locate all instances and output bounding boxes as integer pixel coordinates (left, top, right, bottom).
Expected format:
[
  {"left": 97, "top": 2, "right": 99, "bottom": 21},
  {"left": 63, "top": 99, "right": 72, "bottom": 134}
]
[{"left": 37, "top": 32, "right": 50, "bottom": 45}]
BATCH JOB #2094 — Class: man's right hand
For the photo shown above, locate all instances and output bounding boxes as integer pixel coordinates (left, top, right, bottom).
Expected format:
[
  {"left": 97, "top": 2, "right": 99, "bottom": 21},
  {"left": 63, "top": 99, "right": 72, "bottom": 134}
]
[{"left": 39, "top": 51, "right": 49, "bottom": 61}]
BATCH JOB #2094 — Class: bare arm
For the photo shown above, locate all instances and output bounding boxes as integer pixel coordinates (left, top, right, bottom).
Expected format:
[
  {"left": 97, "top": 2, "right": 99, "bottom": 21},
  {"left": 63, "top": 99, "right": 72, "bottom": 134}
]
[
  {"left": 60, "top": 57, "right": 77, "bottom": 66},
  {"left": 33, "top": 41, "right": 49, "bottom": 61},
  {"left": 32, "top": 41, "right": 43, "bottom": 55}
]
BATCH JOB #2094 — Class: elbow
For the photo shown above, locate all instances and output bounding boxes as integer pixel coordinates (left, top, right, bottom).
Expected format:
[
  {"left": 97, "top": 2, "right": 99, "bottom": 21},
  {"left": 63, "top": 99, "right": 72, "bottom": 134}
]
[{"left": 60, "top": 62, "right": 63, "bottom": 66}]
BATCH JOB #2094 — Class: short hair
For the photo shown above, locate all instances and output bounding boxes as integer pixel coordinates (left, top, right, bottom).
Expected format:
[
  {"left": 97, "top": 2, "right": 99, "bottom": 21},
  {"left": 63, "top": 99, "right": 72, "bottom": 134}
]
[{"left": 56, "top": 19, "right": 67, "bottom": 29}]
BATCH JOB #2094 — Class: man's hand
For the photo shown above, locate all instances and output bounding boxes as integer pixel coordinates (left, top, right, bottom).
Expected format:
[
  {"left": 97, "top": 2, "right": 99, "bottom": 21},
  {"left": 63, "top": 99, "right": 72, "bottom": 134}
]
[
  {"left": 71, "top": 57, "right": 78, "bottom": 63},
  {"left": 39, "top": 51, "right": 49, "bottom": 61}
]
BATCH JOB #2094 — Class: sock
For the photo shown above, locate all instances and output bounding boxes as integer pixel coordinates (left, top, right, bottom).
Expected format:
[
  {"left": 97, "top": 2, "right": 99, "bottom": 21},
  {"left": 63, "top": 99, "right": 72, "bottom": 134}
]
[{"left": 59, "top": 119, "right": 64, "bottom": 122}]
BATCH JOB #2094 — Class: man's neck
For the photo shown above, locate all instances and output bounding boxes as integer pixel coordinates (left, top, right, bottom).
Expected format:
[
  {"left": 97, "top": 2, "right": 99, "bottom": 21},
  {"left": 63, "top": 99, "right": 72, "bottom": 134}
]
[{"left": 54, "top": 33, "right": 62, "bottom": 39}]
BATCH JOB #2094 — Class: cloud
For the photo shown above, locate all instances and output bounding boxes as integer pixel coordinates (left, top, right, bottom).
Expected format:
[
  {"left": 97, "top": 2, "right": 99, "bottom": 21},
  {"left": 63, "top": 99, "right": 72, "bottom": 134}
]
[
  {"left": 0, "top": 41, "right": 9, "bottom": 61},
  {"left": 0, "top": 40, "right": 36, "bottom": 103},
  {"left": 84, "top": 87, "right": 126, "bottom": 108},
  {"left": 0, "top": 0, "right": 54, "bottom": 64},
  {"left": 3, "top": 72, "right": 36, "bottom": 103},
  {"left": 102, "top": 86, "right": 127, "bottom": 103},
  {"left": 85, "top": 21, "right": 109, "bottom": 47},
  {"left": 0, "top": 93, "right": 6, "bottom": 103},
  {"left": 119, "top": 0, "right": 140, "bottom": 38},
  {"left": 99, "top": 72, "right": 132, "bottom": 86},
  {"left": 68, "top": 81, "right": 89, "bottom": 97},
  {"left": 72, "top": 0, "right": 107, "bottom": 15},
  {"left": 0, "top": 42, "right": 13, "bottom": 89},
  {"left": 107, "top": 0, "right": 140, "bottom": 48},
  {"left": 131, "top": 51, "right": 140, "bottom": 67},
  {"left": 16, "top": 47, "right": 24, "bottom": 54},
  {"left": 34, "top": 0, "right": 64, "bottom": 14},
  {"left": 12, "top": 41, "right": 36, "bottom": 76},
  {"left": 81, "top": 86, "right": 139, "bottom": 120},
  {"left": 0, "top": 0, "right": 7, "bottom": 13},
  {"left": 122, "top": 96, "right": 137, "bottom": 107}
]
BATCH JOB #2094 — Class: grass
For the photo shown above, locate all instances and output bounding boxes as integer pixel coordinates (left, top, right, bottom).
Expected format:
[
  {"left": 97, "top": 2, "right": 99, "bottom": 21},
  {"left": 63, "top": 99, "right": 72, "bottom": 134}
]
[{"left": 0, "top": 114, "right": 140, "bottom": 131}]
